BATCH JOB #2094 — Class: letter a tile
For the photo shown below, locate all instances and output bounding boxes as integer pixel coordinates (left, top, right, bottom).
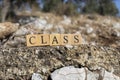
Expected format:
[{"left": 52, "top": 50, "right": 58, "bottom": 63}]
[{"left": 50, "top": 34, "right": 61, "bottom": 46}]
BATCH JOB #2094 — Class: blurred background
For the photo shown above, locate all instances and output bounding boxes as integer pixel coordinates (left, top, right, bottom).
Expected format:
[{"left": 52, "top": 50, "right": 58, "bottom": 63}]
[
  {"left": 0, "top": 0, "right": 120, "bottom": 22},
  {"left": 0, "top": 1, "right": 120, "bottom": 80},
  {"left": 0, "top": 0, "right": 120, "bottom": 48}
]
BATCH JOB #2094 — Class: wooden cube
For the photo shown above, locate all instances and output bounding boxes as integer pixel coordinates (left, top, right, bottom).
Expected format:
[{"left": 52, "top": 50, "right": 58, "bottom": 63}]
[
  {"left": 26, "top": 34, "right": 39, "bottom": 47},
  {"left": 71, "top": 34, "right": 82, "bottom": 45},
  {"left": 50, "top": 34, "right": 61, "bottom": 46},
  {"left": 61, "top": 34, "right": 72, "bottom": 45},
  {"left": 38, "top": 34, "right": 50, "bottom": 46}
]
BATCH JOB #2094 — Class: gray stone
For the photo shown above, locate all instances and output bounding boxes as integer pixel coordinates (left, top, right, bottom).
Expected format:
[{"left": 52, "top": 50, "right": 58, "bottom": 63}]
[
  {"left": 14, "top": 27, "right": 29, "bottom": 36},
  {"left": 51, "top": 66, "right": 86, "bottom": 80},
  {"left": 86, "top": 27, "right": 93, "bottom": 34},
  {"left": 113, "top": 23, "right": 120, "bottom": 30},
  {"left": 51, "top": 66, "right": 120, "bottom": 80},
  {"left": 55, "top": 25, "right": 65, "bottom": 33},
  {"left": 103, "top": 69, "right": 120, "bottom": 80},
  {"left": 32, "top": 73, "right": 42, "bottom": 80},
  {"left": 61, "top": 16, "right": 71, "bottom": 25}
]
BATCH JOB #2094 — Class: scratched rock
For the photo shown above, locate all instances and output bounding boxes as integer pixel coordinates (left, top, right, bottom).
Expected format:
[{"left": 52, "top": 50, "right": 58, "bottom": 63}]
[{"left": 51, "top": 66, "right": 120, "bottom": 80}]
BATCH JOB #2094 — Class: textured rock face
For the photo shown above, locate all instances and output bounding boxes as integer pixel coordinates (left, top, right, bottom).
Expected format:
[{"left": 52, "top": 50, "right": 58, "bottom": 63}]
[
  {"left": 0, "top": 14, "right": 120, "bottom": 80},
  {"left": 0, "top": 45, "right": 119, "bottom": 79}
]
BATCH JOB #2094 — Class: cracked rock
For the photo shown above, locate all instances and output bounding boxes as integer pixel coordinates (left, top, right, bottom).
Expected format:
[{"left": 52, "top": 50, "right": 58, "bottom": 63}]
[{"left": 51, "top": 66, "right": 120, "bottom": 80}]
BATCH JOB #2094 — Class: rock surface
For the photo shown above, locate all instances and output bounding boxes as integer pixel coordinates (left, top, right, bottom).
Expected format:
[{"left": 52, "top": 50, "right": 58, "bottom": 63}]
[
  {"left": 0, "top": 45, "right": 119, "bottom": 79},
  {"left": 0, "top": 22, "right": 18, "bottom": 39},
  {"left": 51, "top": 66, "right": 120, "bottom": 80},
  {"left": 32, "top": 73, "right": 42, "bottom": 80},
  {"left": 0, "top": 14, "right": 120, "bottom": 80}
]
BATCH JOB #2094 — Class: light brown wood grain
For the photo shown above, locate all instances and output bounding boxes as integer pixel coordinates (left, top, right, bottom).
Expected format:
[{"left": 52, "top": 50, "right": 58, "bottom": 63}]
[
  {"left": 61, "top": 34, "right": 72, "bottom": 45},
  {"left": 38, "top": 34, "right": 50, "bottom": 46},
  {"left": 26, "top": 34, "right": 82, "bottom": 46},
  {"left": 50, "top": 34, "right": 61, "bottom": 46},
  {"left": 26, "top": 34, "right": 39, "bottom": 47}
]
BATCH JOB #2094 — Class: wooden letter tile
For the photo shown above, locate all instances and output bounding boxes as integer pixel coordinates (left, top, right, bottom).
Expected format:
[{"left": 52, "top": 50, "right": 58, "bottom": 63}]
[
  {"left": 50, "top": 34, "right": 61, "bottom": 46},
  {"left": 26, "top": 34, "right": 39, "bottom": 47},
  {"left": 71, "top": 34, "right": 82, "bottom": 45},
  {"left": 38, "top": 34, "right": 50, "bottom": 46},
  {"left": 61, "top": 34, "right": 72, "bottom": 45}
]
